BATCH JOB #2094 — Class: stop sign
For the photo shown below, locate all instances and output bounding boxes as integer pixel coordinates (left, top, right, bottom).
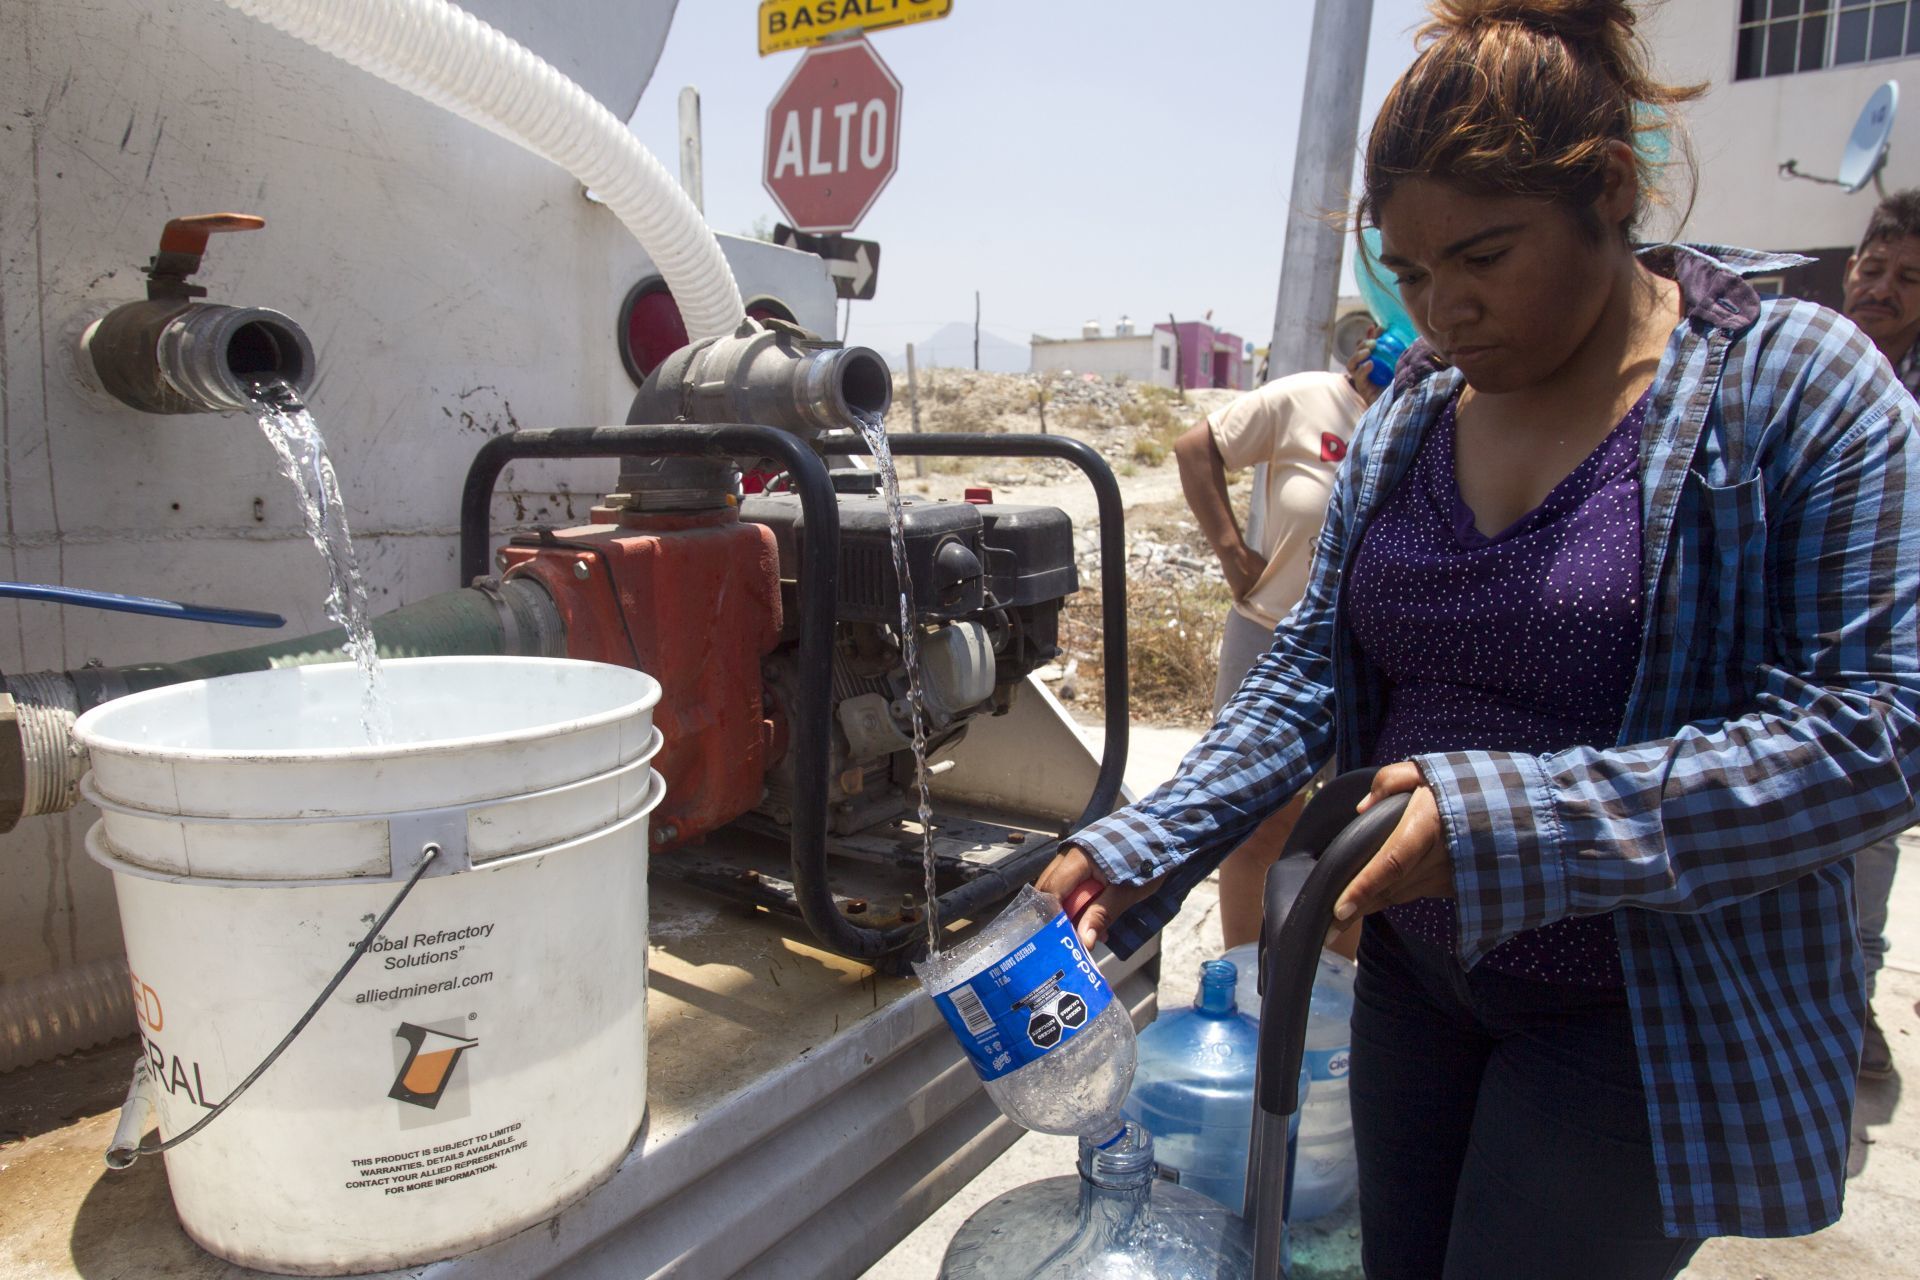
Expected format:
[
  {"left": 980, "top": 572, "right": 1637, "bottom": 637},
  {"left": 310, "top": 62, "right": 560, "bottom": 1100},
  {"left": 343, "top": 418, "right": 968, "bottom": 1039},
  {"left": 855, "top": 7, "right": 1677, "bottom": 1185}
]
[{"left": 763, "top": 38, "right": 902, "bottom": 235}]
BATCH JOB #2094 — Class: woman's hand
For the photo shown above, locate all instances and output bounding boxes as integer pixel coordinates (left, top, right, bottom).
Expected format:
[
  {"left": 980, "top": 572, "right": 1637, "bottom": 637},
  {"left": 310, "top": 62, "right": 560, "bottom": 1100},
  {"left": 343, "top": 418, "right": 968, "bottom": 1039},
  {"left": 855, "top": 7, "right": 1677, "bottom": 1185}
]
[
  {"left": 1036, "top": 844, "right": 1164, "bottom": 950},
  {"left": 1345, "top": 322, "right": 1383, "bottom": 398},
  {"left": 1329, "top": 762, "right": 1453, "bottom": 940}
]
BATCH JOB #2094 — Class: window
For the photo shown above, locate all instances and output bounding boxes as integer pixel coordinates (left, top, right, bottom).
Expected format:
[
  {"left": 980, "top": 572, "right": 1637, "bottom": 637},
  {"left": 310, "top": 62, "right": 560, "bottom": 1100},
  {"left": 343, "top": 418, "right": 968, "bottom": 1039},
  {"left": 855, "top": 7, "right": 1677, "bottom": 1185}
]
[
  {"left": 1159, "top": 346, "right": 1170, "bottom": 371},
  {"left": 1736, "top": 0, "right": 1920, "bottom": 80}
]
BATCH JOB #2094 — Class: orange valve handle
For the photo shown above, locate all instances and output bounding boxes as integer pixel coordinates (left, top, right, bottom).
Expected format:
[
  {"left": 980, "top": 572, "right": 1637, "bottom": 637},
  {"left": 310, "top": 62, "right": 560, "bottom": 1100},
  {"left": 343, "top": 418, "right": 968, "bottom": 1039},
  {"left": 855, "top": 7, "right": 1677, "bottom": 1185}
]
[{"left": 157, "top": 213, "right": 265, "bottom": 257}]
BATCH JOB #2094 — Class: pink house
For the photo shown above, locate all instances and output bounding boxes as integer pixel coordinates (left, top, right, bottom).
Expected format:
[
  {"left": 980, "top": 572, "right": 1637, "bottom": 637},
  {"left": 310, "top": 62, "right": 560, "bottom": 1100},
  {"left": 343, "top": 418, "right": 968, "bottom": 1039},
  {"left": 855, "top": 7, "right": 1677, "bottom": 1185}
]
[{"left": 1154, "top": 321, "right": 1249, "bottom": 391}]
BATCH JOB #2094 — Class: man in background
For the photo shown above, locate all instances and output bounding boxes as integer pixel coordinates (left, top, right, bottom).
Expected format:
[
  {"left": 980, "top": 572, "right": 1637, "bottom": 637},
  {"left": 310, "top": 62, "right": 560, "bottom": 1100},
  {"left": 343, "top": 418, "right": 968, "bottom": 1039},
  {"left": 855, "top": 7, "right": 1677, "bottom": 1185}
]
[
  {"left": 1173, "top": 337, "right": 1382, "bottom": 950},
  {"left": 1839, "top": 188, "right": 1920, "bottom": 1080}
]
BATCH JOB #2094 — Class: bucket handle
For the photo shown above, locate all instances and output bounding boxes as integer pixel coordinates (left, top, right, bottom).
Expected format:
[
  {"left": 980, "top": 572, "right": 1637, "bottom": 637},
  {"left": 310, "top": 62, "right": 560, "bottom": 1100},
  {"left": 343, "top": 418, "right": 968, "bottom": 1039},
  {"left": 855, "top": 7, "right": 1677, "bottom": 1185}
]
[{"left": 106, "top": 842, "right": 443, "bottom": 1169}]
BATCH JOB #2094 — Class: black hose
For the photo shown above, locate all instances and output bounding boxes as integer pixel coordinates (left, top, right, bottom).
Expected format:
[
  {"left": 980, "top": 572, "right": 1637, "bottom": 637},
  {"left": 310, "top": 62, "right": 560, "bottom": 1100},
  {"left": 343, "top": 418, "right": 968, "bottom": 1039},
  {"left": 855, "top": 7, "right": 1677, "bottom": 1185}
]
[{"left": 1255, "top": 770, "right": 1409, "bottom": 1116}]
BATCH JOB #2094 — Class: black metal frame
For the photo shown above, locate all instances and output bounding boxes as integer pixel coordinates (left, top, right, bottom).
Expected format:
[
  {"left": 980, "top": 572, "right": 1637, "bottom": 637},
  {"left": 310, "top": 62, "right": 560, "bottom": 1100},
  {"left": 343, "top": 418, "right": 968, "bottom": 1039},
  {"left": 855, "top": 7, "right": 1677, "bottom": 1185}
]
[{"left": 458, "top": 426, "right": 1128, "bottom": 962}]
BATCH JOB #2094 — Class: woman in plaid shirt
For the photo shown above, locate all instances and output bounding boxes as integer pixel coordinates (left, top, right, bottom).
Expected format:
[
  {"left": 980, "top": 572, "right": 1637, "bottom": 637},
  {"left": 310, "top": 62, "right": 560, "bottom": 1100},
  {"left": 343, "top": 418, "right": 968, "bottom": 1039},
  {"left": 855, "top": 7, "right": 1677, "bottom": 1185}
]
[{"left": 1038, "top": 2, "right": 1920, "bottom": 1276}]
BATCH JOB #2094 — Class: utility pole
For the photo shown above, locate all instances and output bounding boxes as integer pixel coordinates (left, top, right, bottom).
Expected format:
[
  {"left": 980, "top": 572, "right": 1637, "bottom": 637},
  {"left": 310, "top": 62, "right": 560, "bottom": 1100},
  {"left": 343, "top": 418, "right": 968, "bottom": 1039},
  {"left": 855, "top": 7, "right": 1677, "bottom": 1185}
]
[
  {"left": 677, "top": 87, "right": 704, "bottom": 213},
  {"left": 905, "top": 343, "right": 925, "bottom": 477},
  {"left": 973, "top": 291, "right": 981, "bottom": 371},
  {"left": 1167, "top": 312, "right": 1185, "bottom": 401},
  {"left": 1266, "top": 0, "right": 1373, "bottom": 380}
]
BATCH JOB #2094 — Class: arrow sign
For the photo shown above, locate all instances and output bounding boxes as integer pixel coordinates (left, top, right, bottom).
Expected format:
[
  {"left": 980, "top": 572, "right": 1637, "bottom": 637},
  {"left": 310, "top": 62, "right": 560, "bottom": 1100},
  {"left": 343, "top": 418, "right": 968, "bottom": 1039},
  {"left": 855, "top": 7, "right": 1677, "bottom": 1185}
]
[
  {"left": 826, "top": 245, "right": 876, "bottom": 297},
  {"left": 775, "top": 224, "right": 881, "bottom": 301}
]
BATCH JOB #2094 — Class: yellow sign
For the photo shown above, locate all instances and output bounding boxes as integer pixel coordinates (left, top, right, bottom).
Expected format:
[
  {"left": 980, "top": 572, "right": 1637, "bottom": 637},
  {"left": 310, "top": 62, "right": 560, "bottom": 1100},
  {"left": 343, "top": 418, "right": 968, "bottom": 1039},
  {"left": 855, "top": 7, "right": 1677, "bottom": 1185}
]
[{"left": 759, "top": 0, "right": 953, "bottom": 57}]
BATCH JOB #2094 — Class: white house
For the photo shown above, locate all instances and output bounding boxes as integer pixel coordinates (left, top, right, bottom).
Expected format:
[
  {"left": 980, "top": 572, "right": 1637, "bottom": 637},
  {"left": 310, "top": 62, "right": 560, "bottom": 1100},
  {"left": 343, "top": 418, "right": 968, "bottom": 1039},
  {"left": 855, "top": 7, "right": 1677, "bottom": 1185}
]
[
  {"left": 1645, "top": 1, "right": 1920, "bottom": 305},
  {"left": 1031, "top": 317, "right": 1253, "bottom": 390},
  {"left": 1029, "top": 317, "right": 1178, "bottom": 387}
]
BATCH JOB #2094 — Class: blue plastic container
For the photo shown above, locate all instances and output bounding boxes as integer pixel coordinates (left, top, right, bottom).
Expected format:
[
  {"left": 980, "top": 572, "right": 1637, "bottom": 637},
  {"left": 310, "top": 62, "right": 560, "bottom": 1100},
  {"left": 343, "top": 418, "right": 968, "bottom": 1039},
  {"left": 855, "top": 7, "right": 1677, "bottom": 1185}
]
[
  {"left": 1356, "top": 227, "right": 1417, "bottom": 387},
  {"left": 1121, "top": 959, "right": 1307, "bottom": 1214},
  {"left": 1225, "top": 943, "right": 1358, "bottom": 1221}
]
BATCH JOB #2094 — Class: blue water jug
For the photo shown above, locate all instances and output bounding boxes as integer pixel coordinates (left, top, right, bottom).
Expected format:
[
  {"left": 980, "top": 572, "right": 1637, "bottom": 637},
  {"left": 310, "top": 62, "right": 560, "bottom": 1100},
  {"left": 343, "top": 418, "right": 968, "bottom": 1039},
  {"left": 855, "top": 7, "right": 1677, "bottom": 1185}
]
[
  {"left": 1121, "top": 959, "right": 1307, "bottom": 1214},
  {"left": 1225, "top": 942, "right": 1358, "bottom": 1221},
  {"left": 1356, "top": 227, "right": 1417, "bottom": 387}
]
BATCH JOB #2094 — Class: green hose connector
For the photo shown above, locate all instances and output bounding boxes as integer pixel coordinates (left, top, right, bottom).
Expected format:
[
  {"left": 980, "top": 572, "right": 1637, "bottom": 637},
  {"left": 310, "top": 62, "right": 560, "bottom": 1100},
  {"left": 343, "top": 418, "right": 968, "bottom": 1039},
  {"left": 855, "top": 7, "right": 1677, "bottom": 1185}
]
[
  {"left": 0, "top": 580, "right": 567, "bottom": 829},
  {"left": 67, "top": 579, "right": 566, "bottom": 710}
]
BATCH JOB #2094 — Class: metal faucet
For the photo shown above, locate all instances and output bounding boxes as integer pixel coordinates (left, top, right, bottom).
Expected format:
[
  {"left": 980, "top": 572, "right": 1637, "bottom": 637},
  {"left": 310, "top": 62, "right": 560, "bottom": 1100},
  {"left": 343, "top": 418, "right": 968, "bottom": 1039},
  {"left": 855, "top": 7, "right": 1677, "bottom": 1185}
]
[{"left": 78, "top": 214, "right": 316, "bottom": 415}]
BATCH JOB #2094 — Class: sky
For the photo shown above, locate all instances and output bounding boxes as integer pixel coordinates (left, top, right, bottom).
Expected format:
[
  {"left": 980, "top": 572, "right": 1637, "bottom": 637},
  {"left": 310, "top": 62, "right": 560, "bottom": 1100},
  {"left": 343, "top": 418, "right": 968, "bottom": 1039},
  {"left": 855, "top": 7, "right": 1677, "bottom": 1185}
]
[{"left": 628, "top": 0, "right": 1435, "bottom": 356}]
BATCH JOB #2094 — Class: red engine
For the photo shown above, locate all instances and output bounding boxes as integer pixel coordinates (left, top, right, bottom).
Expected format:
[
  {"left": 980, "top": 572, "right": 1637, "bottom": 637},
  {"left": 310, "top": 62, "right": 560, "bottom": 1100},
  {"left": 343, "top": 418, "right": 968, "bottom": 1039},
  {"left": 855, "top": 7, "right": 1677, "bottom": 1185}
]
[{"left": 498, "top": 504, "right": 783, "bottom": 849}]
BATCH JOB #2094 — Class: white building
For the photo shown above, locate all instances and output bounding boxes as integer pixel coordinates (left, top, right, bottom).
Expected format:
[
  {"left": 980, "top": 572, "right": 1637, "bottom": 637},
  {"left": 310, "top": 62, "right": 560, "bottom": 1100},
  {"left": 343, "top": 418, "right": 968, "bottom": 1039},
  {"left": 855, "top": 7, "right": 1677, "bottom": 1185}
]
[
  {"left": 1645, "top": 1, "right": 1920, "bottom": 305},
  {"left": 1029, "top": 317, "right": 1179, "bottom": 388}
]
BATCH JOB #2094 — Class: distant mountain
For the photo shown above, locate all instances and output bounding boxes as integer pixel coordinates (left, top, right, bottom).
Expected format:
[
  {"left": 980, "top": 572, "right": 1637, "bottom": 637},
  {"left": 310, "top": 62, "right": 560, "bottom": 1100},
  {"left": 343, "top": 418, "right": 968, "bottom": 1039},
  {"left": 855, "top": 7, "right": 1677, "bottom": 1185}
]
[{"left": 883, "top": 322, "right": 1029, "bottom": 375}]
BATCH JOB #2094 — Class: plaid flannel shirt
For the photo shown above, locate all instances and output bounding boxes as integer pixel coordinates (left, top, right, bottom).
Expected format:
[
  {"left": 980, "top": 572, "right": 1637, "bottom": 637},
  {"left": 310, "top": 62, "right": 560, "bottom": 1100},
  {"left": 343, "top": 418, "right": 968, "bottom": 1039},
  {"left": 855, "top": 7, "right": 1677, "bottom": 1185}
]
[{"left": 1073, "top": 244, "right": 1920, "bottom": 1238}]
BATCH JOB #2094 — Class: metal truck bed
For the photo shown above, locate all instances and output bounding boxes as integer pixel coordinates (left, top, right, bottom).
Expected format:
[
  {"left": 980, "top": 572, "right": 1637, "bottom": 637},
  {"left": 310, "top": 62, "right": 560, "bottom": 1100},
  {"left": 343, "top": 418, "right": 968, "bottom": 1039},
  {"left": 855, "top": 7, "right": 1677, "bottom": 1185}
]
[{"left": 3, "top": 879, "right": 1156, "bottom": 1279}]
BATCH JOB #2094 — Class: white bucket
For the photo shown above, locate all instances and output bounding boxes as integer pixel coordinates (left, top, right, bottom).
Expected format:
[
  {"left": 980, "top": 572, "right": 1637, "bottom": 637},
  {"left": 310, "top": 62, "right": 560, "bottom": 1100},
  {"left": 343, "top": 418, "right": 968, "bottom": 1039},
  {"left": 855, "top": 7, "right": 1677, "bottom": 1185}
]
[{"left": 75, "top": 657, "right": 664, "bottom": 1275}]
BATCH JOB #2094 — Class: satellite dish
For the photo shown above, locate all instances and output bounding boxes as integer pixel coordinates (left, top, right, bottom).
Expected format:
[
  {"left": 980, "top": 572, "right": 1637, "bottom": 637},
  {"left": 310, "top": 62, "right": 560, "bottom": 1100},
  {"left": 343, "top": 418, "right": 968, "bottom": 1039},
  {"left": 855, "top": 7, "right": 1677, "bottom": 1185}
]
[
  {"left": 1779, "top": 80, "right": 1900, "bottom": 196},
  {"left": 1839, "top": 81, "right": 1900, "bottom": 194}
]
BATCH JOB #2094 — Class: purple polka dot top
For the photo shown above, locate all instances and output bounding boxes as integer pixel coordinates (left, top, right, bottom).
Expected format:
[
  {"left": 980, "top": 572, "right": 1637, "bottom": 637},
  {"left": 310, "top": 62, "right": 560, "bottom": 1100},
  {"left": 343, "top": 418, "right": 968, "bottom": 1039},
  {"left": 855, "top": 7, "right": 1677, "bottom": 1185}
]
[{"left": 1346, "top": 390, "right": 1650, "bottom": 987}]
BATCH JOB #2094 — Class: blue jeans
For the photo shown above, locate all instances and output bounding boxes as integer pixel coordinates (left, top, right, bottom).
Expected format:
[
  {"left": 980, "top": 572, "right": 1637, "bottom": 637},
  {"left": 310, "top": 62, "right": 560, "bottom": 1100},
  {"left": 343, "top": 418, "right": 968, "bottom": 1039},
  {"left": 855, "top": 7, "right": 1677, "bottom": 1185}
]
[
  {"left": 1349, "top": 916, "right": 1703, "bottom": 1280},
  {"left": 1856, "top": 834, "right": 1900, "bottom": 1000}
]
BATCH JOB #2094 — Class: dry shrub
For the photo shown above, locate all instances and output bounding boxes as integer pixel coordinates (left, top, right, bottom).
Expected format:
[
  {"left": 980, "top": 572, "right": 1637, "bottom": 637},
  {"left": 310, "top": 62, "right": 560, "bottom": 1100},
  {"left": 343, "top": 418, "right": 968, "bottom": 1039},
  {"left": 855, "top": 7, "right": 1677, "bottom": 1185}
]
[
  {"left": 1118, "top": 390, "right": 1191, "bottom": 466},
  {"left": 1061, "top": 576, "right": 1232, "bottom": 727},
  {"left": 1060, "top": 404, "right": 1108, "bottom": 434}
]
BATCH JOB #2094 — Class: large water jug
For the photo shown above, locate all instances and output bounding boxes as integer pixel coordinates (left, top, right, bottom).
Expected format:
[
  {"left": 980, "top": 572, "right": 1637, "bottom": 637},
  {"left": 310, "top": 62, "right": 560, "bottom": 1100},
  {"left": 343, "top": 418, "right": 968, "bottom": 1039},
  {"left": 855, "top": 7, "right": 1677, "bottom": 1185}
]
[
  {"left": 1226, "top": 941, "right": 1358, "bottom": 1221},
  {"left": 917, "top": 884, "right": 1136, "bottom": 1140},
  {"left": 1121, "top": 958, "right": 1275, "bottom": 1212},
  {"left": 938, "top": 1123, "right": 1253, "bottom": 1279},
  {"left": 1356, "top": 226, "right": 1417, "bottom": 386}
]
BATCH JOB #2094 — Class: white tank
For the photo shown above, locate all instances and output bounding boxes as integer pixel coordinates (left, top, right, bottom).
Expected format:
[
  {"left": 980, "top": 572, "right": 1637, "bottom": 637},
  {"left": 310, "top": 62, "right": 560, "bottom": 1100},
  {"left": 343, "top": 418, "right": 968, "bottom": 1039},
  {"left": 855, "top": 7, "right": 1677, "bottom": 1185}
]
[{"left": 0, "top": 0, "right": 834, "bottom": 1010}]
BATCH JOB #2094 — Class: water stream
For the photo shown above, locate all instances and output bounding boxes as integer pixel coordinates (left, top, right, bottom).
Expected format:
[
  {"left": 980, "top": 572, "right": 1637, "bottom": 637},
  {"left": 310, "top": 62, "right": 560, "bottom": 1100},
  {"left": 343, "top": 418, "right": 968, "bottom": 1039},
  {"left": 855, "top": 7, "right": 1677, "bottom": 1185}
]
[
  {"left": 249, "top": 380, "right": 393, "bottom": 745},
  {"left": 851, "top": 409, "right": 939, "bottom": 952}
]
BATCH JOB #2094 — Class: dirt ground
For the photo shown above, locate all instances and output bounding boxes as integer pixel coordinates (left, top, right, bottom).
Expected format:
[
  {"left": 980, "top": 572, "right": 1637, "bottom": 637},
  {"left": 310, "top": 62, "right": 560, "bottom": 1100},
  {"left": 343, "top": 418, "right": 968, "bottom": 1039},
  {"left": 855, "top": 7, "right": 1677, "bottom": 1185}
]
[{"left": 889, "top": 369, "right": 1250, "bottom": 725}]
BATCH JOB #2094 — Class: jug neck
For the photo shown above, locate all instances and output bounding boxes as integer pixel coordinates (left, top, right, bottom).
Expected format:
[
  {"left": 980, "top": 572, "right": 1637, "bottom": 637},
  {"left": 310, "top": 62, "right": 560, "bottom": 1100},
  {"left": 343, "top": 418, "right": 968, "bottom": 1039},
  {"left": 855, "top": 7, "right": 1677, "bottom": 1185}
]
[
  {"left": 1077, "top": 1122, "right": 1155, "bottom": 1193},
  {"left": 1196, "top": 958, "right": 1239, "bottom": 1017},
  {"left": 1074, "top": 1124, "right": 1154, "bottom": 1234}
]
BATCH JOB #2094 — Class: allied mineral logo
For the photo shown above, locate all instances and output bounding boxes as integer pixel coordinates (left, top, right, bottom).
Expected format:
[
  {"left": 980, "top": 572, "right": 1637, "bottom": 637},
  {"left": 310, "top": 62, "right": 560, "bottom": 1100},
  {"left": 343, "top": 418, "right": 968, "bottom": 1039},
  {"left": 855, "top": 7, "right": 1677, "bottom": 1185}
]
[{"left": 388, "top": 1023, "right": 480, "bottom": 1109}]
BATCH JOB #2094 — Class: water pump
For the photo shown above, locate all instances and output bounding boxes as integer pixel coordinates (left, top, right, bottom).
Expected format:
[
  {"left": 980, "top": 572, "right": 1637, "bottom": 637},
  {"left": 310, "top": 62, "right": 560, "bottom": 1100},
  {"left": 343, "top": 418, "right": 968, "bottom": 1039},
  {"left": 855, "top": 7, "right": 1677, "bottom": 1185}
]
[
  {"left": 464, "top": 317, "right": 1126, "bottom": 959},
  {"left": 491, "top": 320, "right": 1082, "bottom": 853}
]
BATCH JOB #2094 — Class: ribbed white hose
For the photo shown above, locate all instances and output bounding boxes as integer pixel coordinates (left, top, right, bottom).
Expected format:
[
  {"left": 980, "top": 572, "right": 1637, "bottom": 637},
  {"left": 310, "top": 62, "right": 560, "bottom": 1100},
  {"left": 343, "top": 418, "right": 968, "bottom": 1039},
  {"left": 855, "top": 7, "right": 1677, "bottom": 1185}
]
[
  {"left": 0, "top": 956, "right": 135, "bottom": 1074},
  {"left": 224, "top": 0, "right": 745, "bottom": 341}
]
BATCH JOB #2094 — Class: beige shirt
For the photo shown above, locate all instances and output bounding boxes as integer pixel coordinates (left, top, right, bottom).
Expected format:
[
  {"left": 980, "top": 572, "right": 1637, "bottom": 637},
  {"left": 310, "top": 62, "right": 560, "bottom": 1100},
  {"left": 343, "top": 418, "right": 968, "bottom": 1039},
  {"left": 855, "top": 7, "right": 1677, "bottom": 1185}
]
[{"left": 1209, "top": 370, "right": 1366, "bottom": 628}]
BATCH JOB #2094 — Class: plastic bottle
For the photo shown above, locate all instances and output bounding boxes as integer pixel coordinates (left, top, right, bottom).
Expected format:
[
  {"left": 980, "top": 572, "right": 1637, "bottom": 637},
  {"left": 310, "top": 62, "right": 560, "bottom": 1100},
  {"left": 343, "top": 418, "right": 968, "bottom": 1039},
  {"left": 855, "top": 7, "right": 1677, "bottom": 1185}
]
[
  {"left": 1355, "top": 227, "right": 1417, "bottom": 388},
  {"left": 938, "top": 1123, "right": 1253, "bottom": 1279},
  {"left": 1120, "top": 959, "right": 1272, "bottom": 1212},
  {"left": 1225, "top": 942, "right": 1358, "bottom": 1221},
  {"left": 917, "top": 884, "right": 1136, "bottom": 1141}
]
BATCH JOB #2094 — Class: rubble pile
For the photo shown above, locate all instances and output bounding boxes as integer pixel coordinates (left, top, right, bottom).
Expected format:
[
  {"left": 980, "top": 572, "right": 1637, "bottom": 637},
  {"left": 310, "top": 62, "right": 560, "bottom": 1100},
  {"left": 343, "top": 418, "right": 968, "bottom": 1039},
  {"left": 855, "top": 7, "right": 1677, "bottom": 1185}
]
[
  {"left": 901, "top": 369, "right": 1239, "bottom": 482},
  {"left": 1070, "top": 525, "right": 1224, "bottom": 593}
]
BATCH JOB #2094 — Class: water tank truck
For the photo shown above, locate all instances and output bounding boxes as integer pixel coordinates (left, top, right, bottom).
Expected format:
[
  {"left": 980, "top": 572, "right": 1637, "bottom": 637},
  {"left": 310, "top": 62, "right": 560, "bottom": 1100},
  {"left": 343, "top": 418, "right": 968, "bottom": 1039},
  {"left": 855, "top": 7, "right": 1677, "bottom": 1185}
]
[{"left": 0, "top": 1, "right": 1153, "bottom": 1275}]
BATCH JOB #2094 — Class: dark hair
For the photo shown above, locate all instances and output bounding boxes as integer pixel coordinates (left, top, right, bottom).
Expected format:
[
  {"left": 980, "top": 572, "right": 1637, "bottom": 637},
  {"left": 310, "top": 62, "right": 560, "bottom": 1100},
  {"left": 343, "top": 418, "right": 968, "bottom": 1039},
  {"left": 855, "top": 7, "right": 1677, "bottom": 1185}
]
[
  {"left": 1860, "top": 190, "right": 1920, "bottom": 252},
  {"left": 1360, "top": 1, "right": 1702, "bottom": 241}
]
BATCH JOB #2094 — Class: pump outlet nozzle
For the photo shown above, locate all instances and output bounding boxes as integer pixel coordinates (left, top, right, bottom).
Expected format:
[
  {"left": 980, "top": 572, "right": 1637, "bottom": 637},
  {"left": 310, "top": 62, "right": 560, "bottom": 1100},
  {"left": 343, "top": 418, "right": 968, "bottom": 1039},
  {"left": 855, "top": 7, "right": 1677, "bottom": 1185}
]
[
  {"left": 617, "top": 317, "right": 893, "bottom": 512},
  {"left": 627, "top": 317, "right": 893, "bottom": 437}
]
